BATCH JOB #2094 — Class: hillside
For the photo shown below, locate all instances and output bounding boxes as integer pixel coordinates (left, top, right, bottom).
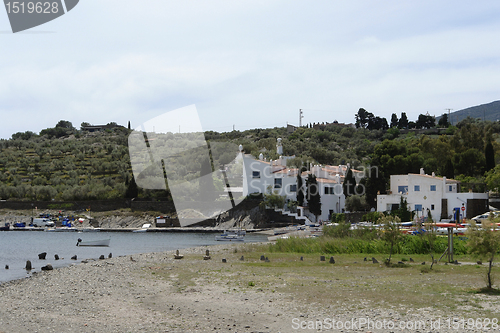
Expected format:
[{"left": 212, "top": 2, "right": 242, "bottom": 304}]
[
  {"left": 1, "top": 114, "right": 500, "bottom": 209},
  {"left": 446, "top": 100, "right": 500, "bottom": 125}
]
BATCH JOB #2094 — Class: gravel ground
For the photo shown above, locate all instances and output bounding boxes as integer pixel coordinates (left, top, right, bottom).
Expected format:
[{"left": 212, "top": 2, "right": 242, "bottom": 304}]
[{"left": 0, "top": 244, "right": 497, "bottom": 333}]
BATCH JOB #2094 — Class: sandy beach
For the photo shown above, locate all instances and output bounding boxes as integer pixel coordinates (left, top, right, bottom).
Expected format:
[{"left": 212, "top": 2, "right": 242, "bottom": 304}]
[{"left": 0, "top": 243, "right": 498, "bottom": 332}]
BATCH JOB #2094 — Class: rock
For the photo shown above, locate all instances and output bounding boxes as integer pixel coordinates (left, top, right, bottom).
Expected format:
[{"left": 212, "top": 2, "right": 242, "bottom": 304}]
[
  {"left": 477, "top": 260, "right": 482, "bottom": 265},
  {"left": 41, "top": 264, "right": 53, "bottom": 271},
  {"left": 240, "top": 256, "right": 244, "bottom": 261},
  {"left": 320, "top": 256, "right": 326, "bottom": 261},
  {"left": 398, "top": 261, "right": 404, "bottom": 265},
  {"left": 54, "top": 254, "right": 59, "bottom": 260},
  {"left": 364, "top": 257, "right": 367, "bottom": 262},
  {"left": 329, "top": 257, "right": 335, "bottom": 264},
  {"left": 222, "top": 258, "right": 227, "bottom": 263},
  {"left": 174, "top": 250, "right": 184, "bottom": 259},
  {"left": 206, "top": 250, "right": 210, "bottom": 257},
  {"left": 372, "top": 257, "right": 378, "bottom": 264},
  {"left": 421, "top": 262, "right": 426, "bottom": 265},
  {"left": 108, "top": 253, "right": 112, "bottom": 258},
  {"left": 260, "top": 255, "right": 265, "bottom": 261},
  {"left": 300, "top": 256, "right": 303, "bottom": 261},
  {"left": 265, "top": 257, "right": 270, "bottom": 262},
  {"left": 38, "top": 252, "right": 47, "bottom": 260},
  {"left": 25, "top": 260, "right": 32, "bottom": 270},
  {"left": 71, "top": 255, "right": 77, "bottom": 260},
  {"left": 410, "top": 258, "right": 414, "bottom": 262},
  {"left": 454, "top": 260, "right": 459, "bottom": 265},
  {"left": 99, "top": 255, "right": 105, "bottom": 260},
  {"left": 5, "top": 265, "right": 9, "bottom": 269}
]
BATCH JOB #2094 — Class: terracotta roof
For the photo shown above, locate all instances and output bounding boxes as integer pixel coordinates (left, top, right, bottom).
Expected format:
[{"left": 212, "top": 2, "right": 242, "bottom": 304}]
[
  {"left": 408, "top": 173, "right": 459, "bottom": 183},
  {"left": 316, "top": 178, "right": 339, "bottom": 184}
]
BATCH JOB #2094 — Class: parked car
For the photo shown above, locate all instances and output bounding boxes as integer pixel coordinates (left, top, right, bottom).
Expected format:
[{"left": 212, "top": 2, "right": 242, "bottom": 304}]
[
  {"left": 32, "top": 218, "right": 55, "bottom": 227},
  {"left": 471, "top": 212, "right": 497, "bottom": 223}
]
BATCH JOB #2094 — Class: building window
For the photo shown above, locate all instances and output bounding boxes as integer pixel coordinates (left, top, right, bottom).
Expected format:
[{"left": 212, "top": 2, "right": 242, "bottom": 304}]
[
  {"left": 415, "top": 204, "right": 422, "bottom": 212},
  {"left": 324, "top": 187, "right": 334, "bottom": 195},
  {"left": 449, "top": 185, "right": 453, "bottom": 192},
  {"left": 274, "top": 178, "right": 282, "bottom": 189},
  {"left": 430, "top": 185, "right": 436, "bottom": 191},
  {"left": 290, "top": 184, "right": 297, "bottom": 192},
  {"left": 414, "top": 185, "right": 420, "bottom": 192},
  {"left": 252, "top": 171, "right": 260, "bottom": 178},
  {"left": 398, "top": 186, "right": 408, "bottom": 194},
  {"left": 431, "top": 204, "right": 435, "bottom": 210}
]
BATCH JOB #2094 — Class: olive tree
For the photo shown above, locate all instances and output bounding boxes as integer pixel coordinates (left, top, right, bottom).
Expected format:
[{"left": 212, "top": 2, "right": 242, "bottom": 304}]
[{"left": 467, "top": 215, "right": 500, "bottom": 290}]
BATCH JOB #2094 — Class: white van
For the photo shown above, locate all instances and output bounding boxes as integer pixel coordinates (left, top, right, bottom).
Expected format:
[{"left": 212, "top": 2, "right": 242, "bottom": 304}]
[{"left": 33, "top": 218, "right": 55, "bottom": 227}]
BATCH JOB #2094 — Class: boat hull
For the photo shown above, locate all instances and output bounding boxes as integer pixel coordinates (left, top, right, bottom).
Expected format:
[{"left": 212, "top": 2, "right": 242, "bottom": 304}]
[{"left": 77, "top": 239, "right": 110, "bottom": 247}]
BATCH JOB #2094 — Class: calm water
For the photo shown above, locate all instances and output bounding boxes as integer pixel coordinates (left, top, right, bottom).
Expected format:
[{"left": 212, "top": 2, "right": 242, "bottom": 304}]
[{"left": 0, "top": 231, "right": 268, "bottom": 284}]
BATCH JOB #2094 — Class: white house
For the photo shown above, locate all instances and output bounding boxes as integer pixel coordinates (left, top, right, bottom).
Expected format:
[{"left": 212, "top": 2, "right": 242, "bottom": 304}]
[
  {"left": 242, "top": 138, "right": 364, "bottom": 222},
  {"left": 377, "top": 169, "right": 489, "bottom": 221}
]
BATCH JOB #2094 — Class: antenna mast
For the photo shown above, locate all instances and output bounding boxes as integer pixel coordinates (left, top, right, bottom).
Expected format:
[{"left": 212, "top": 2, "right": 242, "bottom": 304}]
[
  {"left": 299, "top": 109, "right": 303, "bottom": 127},
  {"left": 445, "top": 108, "right": 453, "bottom": 125}
]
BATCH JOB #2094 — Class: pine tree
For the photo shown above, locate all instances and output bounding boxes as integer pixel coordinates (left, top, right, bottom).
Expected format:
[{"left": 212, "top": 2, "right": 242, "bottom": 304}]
[
  {"left": 398, "top": 112, "right": 409, "bottom": 129},
  {"left": 390, "top": 113, "right": 399, "bottom": 128}
]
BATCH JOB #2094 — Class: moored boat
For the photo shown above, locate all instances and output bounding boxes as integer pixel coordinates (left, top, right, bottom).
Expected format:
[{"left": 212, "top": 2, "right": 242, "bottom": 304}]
[
  {"left": 215, "top": 230, "right": 245, "bottom": 241},
  {"left": 76, "top": 238, "right": 111, "bottom": 247}
]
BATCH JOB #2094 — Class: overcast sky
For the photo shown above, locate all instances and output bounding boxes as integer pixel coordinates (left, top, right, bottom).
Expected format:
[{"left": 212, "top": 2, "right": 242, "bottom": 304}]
[{"left": 1, "top": 1, "right": 499, "bottom": 139}]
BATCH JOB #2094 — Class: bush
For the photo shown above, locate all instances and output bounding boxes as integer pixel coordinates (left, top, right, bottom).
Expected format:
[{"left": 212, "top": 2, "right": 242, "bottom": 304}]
[{"left": 268, "top": 234, "right": 468, "bottom": 255}]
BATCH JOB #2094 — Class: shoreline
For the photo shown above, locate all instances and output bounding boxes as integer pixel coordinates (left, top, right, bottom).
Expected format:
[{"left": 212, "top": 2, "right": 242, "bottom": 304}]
[
  {"left": 0, "top": 243, "right": 295, "bottom": 333},
  {"left": 0, "top": 243, "right": 496, "bottom": 332}
]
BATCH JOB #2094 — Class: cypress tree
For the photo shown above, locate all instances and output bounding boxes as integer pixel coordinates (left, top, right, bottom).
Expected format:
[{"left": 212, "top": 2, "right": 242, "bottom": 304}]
[
  {"left": 485, "top": 141, "right": 495, "bottom": 172},
  {"left": 125, "top": 176, "right": 138, "bottom": 198},
  {"left": 296, "top": 172, "right": 304, "bottom": 206},
  {"left": 306, "top": 174, "right": 322, "bottom": 222},
  {"left": 444, "top": 158, "right": 455, "bottom": 179},
  {"left": 343, "top": 168, "right": 356, "bottom": 198}
]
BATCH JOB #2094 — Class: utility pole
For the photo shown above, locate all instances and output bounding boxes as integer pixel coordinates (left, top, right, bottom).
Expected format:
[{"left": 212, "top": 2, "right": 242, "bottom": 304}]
[
  {"left": 299, "top": 109, "right": 303, "bottom": 127},
  {"left": 445, "top": 108, "right": 453, "bottom": 125}
]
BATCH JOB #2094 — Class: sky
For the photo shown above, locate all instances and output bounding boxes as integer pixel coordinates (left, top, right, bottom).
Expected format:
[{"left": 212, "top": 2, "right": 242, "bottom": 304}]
[{"left": 1, "top": 1, "right": 500, "bottom": 139}]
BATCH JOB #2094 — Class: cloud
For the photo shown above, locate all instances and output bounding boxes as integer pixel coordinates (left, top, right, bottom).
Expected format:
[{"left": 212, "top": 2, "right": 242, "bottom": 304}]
[{"left": 1, "top": 1, "right": 500, "bottom": 137}]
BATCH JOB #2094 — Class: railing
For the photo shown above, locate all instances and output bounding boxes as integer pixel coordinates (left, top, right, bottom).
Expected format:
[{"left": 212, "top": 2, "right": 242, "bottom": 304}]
[{"left": 274, "top": 208, "right": 313, "bottom": 226}]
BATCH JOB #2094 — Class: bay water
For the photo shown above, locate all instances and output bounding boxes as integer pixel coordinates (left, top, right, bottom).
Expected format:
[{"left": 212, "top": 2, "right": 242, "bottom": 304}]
[{"left": 0, "top": 231, "right": 268, "bottom": 283}]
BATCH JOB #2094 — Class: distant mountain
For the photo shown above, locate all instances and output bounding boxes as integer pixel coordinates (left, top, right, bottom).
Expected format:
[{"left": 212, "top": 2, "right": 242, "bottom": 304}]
[{"left": 444, "top": 100, "right": 500, "bottom": 125}]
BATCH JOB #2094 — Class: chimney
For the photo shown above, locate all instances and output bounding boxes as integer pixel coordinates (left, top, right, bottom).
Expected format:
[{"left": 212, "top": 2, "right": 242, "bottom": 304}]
[{"left": 420, "top": 168, "right": 425, "bottom": 175}]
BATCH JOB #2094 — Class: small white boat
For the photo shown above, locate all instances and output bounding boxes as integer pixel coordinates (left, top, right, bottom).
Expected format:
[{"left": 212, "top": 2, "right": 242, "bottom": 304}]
[
  {"left": 132, "top": 223, "right": 151, "bottom": 233},
  {"left": 76, "top": 238, "right": 110, "bottom": 247},
  {"left": 82, "top": 228, "right": 101, "bottom": 232},
  {"left": 46, "top": 227, "right": 78, "bottom": 232},
  {"left": 215, "top": 230, "right": 245, "bottom": 242}
]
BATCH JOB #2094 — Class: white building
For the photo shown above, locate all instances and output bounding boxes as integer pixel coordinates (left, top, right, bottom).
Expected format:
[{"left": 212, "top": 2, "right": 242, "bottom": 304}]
[
  {"left": 242, "top": 138, "right": 364, "bottom": 222},
  {"left": 377, "top": 169, "right": 488, "bottom": 221}
]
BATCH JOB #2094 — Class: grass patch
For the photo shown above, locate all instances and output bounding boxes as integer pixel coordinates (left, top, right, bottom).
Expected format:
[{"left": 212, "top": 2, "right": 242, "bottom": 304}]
[
  {"left": 142, "top": 245, "right": 500, "bottom": 318},
  {"left": 470, "top": 287, "right": 500, "bottom": 296}
]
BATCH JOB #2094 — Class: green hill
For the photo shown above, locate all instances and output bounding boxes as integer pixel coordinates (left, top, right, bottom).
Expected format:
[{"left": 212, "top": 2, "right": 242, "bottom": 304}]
[{"left": 447, "top": 100, "right": 500, "bottom": 125}]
